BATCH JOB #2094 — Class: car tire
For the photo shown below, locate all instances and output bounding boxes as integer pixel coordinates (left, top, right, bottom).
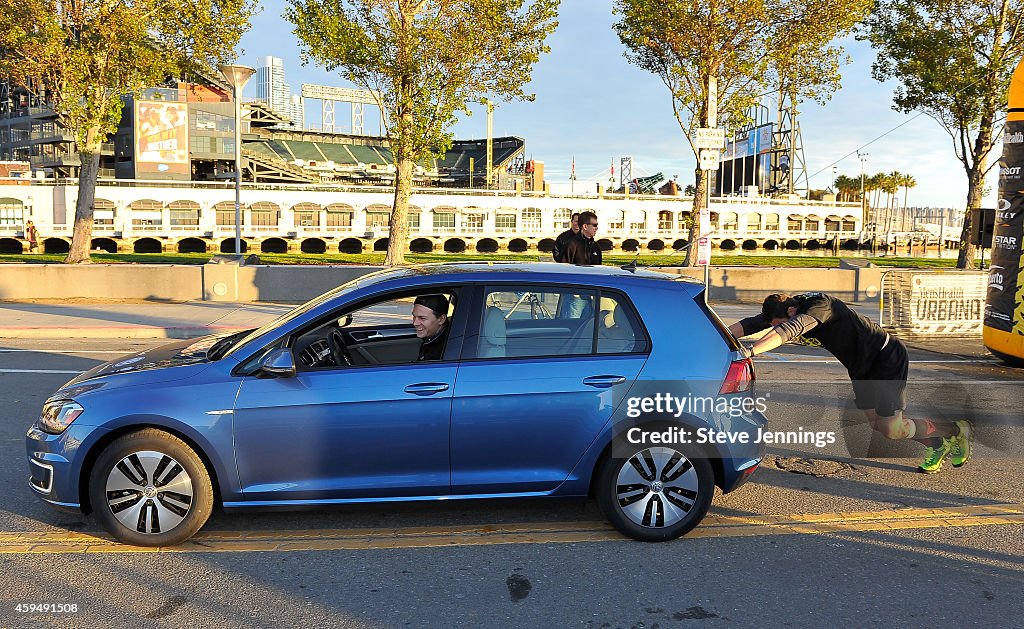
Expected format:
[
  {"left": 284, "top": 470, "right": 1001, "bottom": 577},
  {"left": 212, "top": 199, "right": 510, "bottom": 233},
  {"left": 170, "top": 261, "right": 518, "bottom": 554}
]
[
  {"left": 597, "top": 441, "right": 714, "bottom": 542},
  {"left": 88, "top": 429, "right": 214, "bottom": 547}
]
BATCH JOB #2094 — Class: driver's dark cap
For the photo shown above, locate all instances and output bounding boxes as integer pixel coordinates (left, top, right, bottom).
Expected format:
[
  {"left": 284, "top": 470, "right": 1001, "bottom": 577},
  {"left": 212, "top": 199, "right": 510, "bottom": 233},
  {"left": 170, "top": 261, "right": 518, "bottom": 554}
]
[{"left": 414, "top": 294, "right": 449, "bottom": 318}]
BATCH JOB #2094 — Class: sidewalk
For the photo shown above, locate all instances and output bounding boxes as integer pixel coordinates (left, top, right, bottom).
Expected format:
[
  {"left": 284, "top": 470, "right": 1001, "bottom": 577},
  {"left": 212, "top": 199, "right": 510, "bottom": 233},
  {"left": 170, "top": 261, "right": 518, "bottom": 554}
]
[
  {"left": 0, "top": 301, "right": 291, "bottom": 339},
  {"left": 0, "top": 299, "right": 881, "bottom": 339}
]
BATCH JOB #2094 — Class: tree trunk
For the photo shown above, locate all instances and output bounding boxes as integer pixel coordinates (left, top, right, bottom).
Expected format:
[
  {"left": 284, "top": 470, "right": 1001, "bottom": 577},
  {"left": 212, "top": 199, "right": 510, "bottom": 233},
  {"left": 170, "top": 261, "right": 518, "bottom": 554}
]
[
  {"left": 683, "top": 166, "right": 707, "bottom": 267},
  {"left": 385, "top": 156, "right": 413, "bottom": 266},
  {"left": 65, "top": 151, "right": 100, "bottom": 264},
  {"left": 956, "top": 108, "right": 995, "bottom": 268},
  {"left": 955, "top": 165, "right": 986, "bottom": 268}
]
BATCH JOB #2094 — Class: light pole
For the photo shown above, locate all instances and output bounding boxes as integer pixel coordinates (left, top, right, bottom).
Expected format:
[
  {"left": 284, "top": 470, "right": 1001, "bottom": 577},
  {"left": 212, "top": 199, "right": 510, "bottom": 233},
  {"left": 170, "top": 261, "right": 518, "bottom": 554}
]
[
  {"left": 219, "top": 64, "right": 255, "bottom": 258},
  {"left": 857, "top": 151, "right": 869, "bottom": 250}
]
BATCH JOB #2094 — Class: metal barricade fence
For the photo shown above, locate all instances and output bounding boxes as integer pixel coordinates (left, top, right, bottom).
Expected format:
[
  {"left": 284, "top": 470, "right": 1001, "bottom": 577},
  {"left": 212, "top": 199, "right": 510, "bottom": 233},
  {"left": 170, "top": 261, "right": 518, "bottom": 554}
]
[{"left": 879, "top": 269, "right": 988, "bottom": 337}]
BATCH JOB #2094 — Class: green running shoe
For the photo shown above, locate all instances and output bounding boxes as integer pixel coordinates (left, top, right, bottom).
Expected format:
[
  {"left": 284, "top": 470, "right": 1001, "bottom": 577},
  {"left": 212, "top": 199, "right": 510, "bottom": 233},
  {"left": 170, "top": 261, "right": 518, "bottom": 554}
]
[
  {"left": 950, "top": 420, "right": 974, "bottom": 468},
  {"left": 918, "top": 437, "right": 952, "bottom": 474}
]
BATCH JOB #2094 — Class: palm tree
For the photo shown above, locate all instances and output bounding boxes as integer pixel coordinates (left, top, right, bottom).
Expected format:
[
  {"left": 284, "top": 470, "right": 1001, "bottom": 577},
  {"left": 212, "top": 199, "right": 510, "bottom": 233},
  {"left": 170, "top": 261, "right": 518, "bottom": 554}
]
[
  {"left": 881, "top": 171, "right": 902, "bottom": 251},
  {"left": 834, "top": 174, "right": 858, "bottom": 202},
  {"left": 901, "top": 173, "right": 917, "bottom": 228},
  {"left": 868, "top": 173, "right": 884, "bottom": 214}
]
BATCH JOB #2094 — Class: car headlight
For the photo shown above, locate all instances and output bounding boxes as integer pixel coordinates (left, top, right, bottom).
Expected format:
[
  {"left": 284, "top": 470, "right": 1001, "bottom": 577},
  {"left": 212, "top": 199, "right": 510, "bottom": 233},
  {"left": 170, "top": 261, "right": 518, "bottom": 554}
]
[{"left": 40, "top": 400, "right": 84, "bottom": 434}]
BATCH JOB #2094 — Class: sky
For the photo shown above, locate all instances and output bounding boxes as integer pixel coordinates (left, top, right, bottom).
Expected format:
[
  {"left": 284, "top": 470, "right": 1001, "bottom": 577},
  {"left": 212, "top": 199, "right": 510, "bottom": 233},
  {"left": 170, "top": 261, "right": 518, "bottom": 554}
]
[{"left": 236, "top": 0, "right": 1000, "bottom": 209}]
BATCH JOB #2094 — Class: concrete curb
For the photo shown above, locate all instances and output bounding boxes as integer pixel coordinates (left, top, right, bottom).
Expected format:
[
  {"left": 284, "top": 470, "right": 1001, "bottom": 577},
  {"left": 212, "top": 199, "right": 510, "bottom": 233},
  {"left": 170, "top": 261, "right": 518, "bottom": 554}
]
[{"left": 0, "top": 325, "right": 250, "bottom": 339}]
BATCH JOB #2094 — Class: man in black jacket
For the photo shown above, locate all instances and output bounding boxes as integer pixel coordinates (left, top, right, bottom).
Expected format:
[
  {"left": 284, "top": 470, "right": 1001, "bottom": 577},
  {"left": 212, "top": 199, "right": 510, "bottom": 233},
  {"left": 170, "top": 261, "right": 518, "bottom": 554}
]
[
  {"left": 551, "top": 212, "right": 580, "bottom": 262},
  {"left": 563, "top": 210, "right": 603, "bottom": 265},
  {"left": 730, "top": 292, "right": 972, "bottom": 473}
]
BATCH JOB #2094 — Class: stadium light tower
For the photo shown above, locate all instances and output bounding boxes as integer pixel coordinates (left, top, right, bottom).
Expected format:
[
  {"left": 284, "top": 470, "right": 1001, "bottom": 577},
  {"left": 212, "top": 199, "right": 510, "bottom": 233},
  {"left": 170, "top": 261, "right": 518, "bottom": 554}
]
[{"left": 219, "top": 63, "right": 255, "bottom": 258}]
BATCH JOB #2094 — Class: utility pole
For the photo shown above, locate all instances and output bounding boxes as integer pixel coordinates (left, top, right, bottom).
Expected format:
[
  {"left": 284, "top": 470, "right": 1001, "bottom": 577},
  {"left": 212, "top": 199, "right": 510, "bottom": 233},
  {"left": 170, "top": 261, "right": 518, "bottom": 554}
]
[{"left": 485, "top": 99, "right": 494, "bottom": 189}]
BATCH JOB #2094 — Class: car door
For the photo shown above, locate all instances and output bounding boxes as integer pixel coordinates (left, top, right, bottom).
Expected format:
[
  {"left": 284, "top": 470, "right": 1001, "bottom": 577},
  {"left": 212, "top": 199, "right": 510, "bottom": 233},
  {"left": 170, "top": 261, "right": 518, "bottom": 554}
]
[
  {"left": 231, "top": 289, "right": 464, "bottom": 502},
  {"left": 449, "top": 286, "right": 650, "bottom": 494}
]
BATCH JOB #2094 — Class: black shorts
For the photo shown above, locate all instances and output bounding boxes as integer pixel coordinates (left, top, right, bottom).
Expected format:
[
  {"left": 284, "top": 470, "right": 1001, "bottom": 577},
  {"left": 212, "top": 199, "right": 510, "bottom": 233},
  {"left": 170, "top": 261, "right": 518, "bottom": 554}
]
[{"left": 851, "top": 337, "right": 908, "bottom": 417}]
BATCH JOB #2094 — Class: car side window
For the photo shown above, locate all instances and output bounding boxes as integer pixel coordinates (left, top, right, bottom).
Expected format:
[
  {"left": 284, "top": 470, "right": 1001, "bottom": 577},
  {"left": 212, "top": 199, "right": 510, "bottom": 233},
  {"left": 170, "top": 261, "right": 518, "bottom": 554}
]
[
  {"left": 478, "top": 287, "right": 596, "bottom": 358},
  {"left": 290, "top": 291, "right": 457, "bottom": 371},
  {"left": 595, "top": 292, "right": 649, "bottom": 354}
]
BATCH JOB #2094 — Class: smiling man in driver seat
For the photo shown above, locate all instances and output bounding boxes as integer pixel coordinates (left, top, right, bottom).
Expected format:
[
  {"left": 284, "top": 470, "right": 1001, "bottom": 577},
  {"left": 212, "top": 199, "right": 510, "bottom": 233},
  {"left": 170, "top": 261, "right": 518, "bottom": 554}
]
[{"left": 412, "top": 294, "right": 451, "bottom": 361}]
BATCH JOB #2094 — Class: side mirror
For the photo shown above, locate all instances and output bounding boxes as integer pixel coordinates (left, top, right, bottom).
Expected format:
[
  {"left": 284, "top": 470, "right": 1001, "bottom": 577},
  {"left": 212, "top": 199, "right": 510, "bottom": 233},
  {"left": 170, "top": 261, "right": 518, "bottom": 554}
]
[
  {"left": 337, "top": 314, "right": 352, "bottom": 328},
  {"left": 260, "top": 348, "right": 296, "bottom": 378}
]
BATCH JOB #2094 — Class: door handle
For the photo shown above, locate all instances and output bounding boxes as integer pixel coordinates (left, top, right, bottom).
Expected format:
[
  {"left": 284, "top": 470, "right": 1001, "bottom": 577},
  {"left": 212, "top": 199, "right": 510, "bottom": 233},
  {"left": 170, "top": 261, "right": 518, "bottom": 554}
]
[
  {"left": 583, "top": 375, "right": 627, "bottom": 388},
  {"left": 404, "top": 382, "right": 450, "bottom": 395}
]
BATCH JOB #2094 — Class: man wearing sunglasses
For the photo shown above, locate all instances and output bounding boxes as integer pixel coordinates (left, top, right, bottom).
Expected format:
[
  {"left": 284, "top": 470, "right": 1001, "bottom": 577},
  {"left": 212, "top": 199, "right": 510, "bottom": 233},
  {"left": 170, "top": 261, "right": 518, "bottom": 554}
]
[{"left": 563, "top": 210, "right": 603, "bottom": 265}]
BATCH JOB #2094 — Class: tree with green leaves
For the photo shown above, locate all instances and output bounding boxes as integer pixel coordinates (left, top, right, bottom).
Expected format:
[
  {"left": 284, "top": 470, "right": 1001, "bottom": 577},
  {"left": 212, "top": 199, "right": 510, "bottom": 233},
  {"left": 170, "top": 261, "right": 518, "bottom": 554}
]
[
  {"left": 287, "top": 0, "right": 559, "bottom": 266},
  {"left": 613, "top": 0, "right": 869, "bottom": 266},
  {"left": 0, "top": 0, "right": 256, "bottom": 263},
  {"left": 864, "top": 0, "right": 1024, "bottom": 268}
]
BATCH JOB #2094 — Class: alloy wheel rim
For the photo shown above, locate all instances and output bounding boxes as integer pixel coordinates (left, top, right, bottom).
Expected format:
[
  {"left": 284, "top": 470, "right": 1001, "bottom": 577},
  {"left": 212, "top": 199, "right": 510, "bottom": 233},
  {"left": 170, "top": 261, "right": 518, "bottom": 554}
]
[
  {"left": 615, "top": 446, "right": 699, "bottom": 528},
  {"left": 105, "top": 450, "right": 194, "bottom": 535}
]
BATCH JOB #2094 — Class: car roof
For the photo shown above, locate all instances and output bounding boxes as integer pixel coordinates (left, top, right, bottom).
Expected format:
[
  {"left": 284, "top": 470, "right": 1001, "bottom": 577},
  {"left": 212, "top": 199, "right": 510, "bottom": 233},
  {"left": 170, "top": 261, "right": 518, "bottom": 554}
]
[{"left": 354, "top": 262, "right": 702, "bottom": 290}]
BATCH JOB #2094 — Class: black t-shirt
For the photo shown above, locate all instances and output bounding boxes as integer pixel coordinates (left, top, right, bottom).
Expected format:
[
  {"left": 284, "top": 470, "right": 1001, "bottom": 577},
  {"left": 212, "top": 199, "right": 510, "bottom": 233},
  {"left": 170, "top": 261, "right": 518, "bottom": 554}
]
[{"left": 740, "top": 293, "right": 889, "bottom": 377}]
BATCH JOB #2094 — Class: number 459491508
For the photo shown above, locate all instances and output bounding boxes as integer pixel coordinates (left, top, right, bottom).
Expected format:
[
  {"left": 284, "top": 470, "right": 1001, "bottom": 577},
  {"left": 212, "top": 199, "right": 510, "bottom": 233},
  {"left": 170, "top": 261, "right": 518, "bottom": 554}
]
[{"left": 15, "top": 603, "right": 79, "bottom": 613}]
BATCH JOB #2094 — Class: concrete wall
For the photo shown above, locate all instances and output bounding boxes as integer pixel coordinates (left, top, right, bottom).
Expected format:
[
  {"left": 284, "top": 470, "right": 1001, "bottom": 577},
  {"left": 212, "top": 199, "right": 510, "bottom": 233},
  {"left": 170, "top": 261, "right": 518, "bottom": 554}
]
[
  {"left": 0, "top": 263, "right": 882, "bottom": 303},
  {"left": 653, "top": 266, "right": 882, "bottom": 303},
  {"left": 0, "top": 265, "right": 205, "bottom": 301}
]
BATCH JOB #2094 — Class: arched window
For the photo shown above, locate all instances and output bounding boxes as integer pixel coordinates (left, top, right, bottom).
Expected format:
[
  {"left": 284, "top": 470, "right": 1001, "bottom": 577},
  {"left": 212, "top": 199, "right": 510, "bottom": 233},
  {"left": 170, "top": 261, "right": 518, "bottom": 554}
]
[
  {"left": 250, "top": 201, "right": 280, "bottom": 227},
  {"left": 292, "top": 202, "right": 321, "bottom": 227},
  {"left": 326, "top": 203, "right": 354, "bottom": 228},
  {"left": 167, "top": 200, "right": 200, "bottom": 228}
]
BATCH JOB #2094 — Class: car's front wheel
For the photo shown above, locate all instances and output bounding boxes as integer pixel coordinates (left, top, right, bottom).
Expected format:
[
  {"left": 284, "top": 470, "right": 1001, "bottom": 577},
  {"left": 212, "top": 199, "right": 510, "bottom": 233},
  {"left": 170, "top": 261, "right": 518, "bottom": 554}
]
[
  {"left": 88, "top": 429, "right": 214, "bottom": 546},
  {"left": 597, "top": 442, "right": 714, "bottom": 542}
]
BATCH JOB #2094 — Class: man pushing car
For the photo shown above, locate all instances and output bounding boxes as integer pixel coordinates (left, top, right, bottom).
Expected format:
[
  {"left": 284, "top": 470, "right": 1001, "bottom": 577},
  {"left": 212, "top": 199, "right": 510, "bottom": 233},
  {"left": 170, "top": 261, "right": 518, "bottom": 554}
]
[{"left": 729, "top": 292, "right": 972, "bottom": 473}]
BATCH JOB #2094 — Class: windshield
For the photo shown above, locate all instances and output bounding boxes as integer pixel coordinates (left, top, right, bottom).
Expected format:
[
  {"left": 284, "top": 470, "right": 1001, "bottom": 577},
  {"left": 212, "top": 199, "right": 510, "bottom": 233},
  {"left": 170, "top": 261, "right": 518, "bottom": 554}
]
[{"left": 221, "top": 270, "right": 392, "bottom": 359}]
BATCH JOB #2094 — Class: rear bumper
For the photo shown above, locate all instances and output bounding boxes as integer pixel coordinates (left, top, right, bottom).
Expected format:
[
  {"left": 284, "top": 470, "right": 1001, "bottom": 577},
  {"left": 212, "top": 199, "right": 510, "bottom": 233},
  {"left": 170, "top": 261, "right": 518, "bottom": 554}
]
[{"left": 720, "top": 455, "right": 762, "bottom": 493}]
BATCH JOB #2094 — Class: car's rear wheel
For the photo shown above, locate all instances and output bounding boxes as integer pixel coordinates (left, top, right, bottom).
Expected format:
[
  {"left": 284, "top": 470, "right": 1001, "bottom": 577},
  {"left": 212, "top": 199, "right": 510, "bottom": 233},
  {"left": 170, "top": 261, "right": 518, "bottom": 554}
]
[
  {"left": 88, "top": 429, "right": 213, "bottom": 546},
  {"left": 597, "top": 443, "right": 714, "bottom": 542}
]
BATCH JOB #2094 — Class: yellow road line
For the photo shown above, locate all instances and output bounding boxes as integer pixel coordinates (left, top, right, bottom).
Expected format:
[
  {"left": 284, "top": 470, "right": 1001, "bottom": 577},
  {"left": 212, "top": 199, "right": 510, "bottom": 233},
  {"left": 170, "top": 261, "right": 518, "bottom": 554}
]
[{"left": 2, "top": 503, "right": 1022, "bottom": 554}]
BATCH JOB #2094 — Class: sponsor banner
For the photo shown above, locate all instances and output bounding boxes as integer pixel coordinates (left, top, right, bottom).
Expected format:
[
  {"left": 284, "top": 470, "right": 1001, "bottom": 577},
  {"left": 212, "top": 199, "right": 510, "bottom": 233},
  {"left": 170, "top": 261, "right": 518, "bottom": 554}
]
[
  {"left": 986, "top": 120, "right": 1024, "bottom": 335},
  {"left": 135, "top": 100, "right": 189, "bottom": 176},
  {"left": 889, "top": 272, "right": 987, "bottom": 336},
  {"left": 722, "top": 123, "right": 773, "bottom": 160}
]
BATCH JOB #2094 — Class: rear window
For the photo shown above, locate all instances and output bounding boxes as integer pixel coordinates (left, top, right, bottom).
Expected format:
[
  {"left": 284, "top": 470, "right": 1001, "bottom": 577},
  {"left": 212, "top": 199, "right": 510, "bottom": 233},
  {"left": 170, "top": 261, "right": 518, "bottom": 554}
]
[{"left": 694, "top": 291, "right": 741, "bottom": 350}]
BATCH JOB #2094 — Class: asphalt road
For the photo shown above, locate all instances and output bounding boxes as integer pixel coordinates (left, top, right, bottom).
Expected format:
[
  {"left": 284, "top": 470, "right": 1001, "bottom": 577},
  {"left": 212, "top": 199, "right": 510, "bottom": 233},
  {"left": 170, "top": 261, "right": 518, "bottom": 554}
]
[{"left": 1, "top": 337, "right": 1022, "bottom": 628}]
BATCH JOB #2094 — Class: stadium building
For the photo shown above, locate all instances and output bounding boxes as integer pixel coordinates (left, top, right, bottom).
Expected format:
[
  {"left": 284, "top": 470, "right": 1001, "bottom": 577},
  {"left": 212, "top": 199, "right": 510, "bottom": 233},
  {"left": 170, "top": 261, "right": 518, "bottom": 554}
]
[{"left": 0, "top": 73, "right": 878, "bottom": 256}]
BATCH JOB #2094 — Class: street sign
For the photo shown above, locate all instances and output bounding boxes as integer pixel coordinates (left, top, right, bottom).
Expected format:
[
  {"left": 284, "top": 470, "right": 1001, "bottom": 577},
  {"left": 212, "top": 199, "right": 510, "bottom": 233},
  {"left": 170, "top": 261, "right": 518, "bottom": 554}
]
[
  {"left": 699, "top": 149, "right": 721, "bottom": 170},
  {"left": 698, "top": 206, "right": 712, "bottom": 266},
  {"left": 697, "top": 236, "right": 711, "bottom": 266},
  {"left": 694, "top": 128, "right": 726, "bottom": 149}
]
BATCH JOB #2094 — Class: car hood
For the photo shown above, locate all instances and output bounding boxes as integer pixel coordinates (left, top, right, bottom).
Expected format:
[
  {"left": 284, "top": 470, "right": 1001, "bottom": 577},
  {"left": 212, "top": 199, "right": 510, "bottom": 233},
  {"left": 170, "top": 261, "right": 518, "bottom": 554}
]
[{"left": 55, "top": 334, "right": 232, "bottom": 394}]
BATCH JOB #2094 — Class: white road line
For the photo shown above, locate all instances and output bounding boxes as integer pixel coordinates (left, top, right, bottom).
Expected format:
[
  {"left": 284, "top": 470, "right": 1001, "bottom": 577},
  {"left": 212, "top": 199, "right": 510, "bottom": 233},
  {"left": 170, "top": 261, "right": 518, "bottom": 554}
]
[
  {"left": 0, "top": 369, "right": 81, "bottom": 374},
  {"left": 0, "top": 350, "right": 136, "bottom": 354},
  {"left": 763, "top": 379, "right": 1023, "bottom": 385},
  {"left": 759, "top": 358, "right": 998, "bottom": 364}
]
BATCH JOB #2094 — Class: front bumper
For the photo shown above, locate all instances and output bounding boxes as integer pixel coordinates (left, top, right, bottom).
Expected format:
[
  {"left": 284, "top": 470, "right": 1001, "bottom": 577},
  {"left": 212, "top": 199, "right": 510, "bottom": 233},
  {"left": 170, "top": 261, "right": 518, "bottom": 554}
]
[{"left": 25, "top": 422, "right": 108, "bottom": 511}]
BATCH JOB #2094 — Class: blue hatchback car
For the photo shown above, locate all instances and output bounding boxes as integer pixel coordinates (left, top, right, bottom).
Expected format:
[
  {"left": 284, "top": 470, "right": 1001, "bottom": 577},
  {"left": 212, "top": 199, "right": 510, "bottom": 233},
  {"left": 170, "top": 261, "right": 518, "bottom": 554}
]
[{"left": 27, "top": 263, "right": 765, "bottom": 546}]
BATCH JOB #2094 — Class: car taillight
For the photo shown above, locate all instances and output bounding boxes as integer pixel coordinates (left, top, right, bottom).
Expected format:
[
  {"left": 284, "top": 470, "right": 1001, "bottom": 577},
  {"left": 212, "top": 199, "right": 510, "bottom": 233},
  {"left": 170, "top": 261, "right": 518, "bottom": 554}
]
[{"left": 720, "top": 358, "right": 754, "bottom": 394}]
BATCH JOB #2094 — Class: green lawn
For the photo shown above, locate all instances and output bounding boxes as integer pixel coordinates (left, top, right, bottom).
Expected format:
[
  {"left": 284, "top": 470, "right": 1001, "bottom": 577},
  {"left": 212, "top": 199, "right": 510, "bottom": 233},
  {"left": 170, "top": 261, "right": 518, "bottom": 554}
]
[{"left": 0, "top": 251, "right": 959, "bottom": 268}]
